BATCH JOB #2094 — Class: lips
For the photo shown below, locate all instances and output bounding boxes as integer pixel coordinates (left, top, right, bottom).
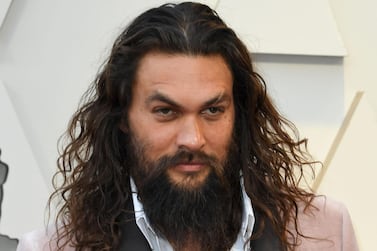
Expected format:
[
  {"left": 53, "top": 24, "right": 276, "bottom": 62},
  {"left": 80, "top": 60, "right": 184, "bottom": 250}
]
[{"left": 173, "top": 163, "right": 206, "bottom": 172}]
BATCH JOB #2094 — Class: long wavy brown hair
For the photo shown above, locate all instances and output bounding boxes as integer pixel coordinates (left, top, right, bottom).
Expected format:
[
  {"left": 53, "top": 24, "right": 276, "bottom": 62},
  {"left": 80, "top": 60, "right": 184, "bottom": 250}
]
[{"left": 49, "top": 2, "right": 318, "bottom": 250}]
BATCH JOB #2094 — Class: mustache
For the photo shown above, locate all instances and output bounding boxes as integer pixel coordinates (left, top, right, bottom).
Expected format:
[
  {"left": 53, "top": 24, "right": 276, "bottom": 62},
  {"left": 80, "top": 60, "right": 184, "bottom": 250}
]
[
  {"left": 159, "top": 150, "right": 222, "bottom": 169},
  {"left": 138, "top": 149, "right": 225, "bottom": 183}
]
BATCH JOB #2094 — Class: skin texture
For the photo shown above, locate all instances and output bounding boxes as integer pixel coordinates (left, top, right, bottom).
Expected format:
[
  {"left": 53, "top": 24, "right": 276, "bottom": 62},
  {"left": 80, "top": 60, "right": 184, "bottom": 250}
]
[{"left": 127, "top": 52, "right": 235, "bottom": 190}]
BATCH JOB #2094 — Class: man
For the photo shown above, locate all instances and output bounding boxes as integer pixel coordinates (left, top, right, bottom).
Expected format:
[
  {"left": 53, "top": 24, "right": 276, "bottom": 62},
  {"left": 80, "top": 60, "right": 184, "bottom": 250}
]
[
  {"left": 0, "top": 149, "right": 18, "bottom": 251},
  {"left": 17, "top": 2, "right": 358, "bottom": 251}
]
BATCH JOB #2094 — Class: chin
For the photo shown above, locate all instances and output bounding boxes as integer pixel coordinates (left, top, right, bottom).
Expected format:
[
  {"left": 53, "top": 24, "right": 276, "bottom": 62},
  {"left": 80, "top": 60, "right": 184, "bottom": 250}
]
[{"left": 167, "top": 168, "right": 211, "bottom": 191}]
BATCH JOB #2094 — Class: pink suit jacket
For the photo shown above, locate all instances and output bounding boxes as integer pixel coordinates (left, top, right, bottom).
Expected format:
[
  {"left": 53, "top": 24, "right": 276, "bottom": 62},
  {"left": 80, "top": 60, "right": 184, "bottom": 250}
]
[{"left": 16, "top": 196, "right": 359, "bottom": 251}]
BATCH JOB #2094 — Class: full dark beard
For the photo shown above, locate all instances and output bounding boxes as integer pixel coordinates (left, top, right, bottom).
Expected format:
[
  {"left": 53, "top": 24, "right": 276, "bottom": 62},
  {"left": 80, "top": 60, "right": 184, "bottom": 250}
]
[{"left": 127, "top": 140, "right": 243, "bottom": 251}]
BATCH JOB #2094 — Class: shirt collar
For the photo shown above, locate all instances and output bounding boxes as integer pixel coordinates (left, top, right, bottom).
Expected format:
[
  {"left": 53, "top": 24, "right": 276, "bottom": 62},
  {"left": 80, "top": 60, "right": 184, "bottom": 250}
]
[
  {"left": 240, "top": 176, "right": 255, "bottom": 241},
  {"left": 130, "top": 178, "right": 156, "bottom": 234},
  {"left": 130, "top": 175, "right": 255, "bottom": 250}
]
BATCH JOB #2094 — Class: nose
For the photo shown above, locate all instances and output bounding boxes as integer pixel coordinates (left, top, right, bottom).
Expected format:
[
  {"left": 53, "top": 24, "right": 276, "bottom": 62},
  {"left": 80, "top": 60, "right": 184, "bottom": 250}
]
[{"left": 176, "top": 116, "right": 206, "bottom": 151}]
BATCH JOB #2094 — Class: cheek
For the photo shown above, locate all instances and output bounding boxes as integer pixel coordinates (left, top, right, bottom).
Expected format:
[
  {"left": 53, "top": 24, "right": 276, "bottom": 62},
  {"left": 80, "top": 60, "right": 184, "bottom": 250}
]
[
  {"left": 205, "top": 119, "right": 234, "bottom": 159},
  {"left": 132, "top": 123, "right": 177, "bottom": 161}
]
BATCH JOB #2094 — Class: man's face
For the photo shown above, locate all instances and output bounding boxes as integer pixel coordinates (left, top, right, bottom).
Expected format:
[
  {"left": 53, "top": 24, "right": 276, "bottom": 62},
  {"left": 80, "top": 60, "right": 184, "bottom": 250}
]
[{"left": 127, "top": 52, "right": 235, "bottom": 189}]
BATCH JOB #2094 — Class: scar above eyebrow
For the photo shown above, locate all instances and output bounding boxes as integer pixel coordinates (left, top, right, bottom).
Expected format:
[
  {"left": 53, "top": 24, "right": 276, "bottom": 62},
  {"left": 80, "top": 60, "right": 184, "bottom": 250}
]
[
  {"left": 203, "top": 92, "right": 232, "bottom": 106},
  {"left": 145, "top": 92, "right": 180, "bottom": 107},
  {"left": 145, "top": 91, "right": 232, "bottom": 108}
]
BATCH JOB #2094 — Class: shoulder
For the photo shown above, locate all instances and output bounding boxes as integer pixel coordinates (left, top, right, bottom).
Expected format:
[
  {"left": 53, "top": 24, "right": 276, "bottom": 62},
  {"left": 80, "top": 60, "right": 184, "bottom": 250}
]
[
  {"left": 17, "top": 228, "right": 51, "bottom": 251},
  {"left": 17, "top": 226, "right": 74, "bottom": 251},
  {"left": 299, "top": 196, "right": 347, "bottom": 223},
  {"left": 293, "top": 196, "right": 359, "bottom": 251}
]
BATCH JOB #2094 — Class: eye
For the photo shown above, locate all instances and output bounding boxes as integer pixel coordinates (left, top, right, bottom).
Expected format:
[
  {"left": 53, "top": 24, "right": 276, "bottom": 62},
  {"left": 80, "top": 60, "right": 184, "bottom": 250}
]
[
  {"left": 152, "top": 107, "right": 178, "bottom": 121},
  {"left": 202, "top": 106, "right": 224, "bottom": 116},
  {"left": 156, "top": 107, "right": 173, "bottom": 116}
]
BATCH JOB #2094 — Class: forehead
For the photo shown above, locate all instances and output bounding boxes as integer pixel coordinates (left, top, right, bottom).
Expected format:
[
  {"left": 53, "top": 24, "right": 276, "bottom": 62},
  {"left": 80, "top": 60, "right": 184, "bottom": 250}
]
[{"left": 133, "top": 52, "right": 233, "bottom": 103}]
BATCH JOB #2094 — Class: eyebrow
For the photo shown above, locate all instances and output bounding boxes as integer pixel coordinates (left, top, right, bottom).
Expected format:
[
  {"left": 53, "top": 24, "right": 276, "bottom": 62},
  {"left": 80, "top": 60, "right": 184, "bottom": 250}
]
[
  {"left": 203, "top": 92, "right": 232, "bottom": 107},
  {"left": 145, "top": 91, "right": 232, "bottom": 108},
  {"left": 145, "top": 92, "right": 180, "bottom": 107}
]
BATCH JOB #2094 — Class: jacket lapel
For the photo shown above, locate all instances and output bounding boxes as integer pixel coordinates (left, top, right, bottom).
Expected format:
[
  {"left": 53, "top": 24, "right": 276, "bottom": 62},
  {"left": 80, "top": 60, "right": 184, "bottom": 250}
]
[
  {"left": 118, "top": 199, "right": 152, "bottom": 251},
  {"left": 250, "top": 209, "right": 282, "bottom": 251}
]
